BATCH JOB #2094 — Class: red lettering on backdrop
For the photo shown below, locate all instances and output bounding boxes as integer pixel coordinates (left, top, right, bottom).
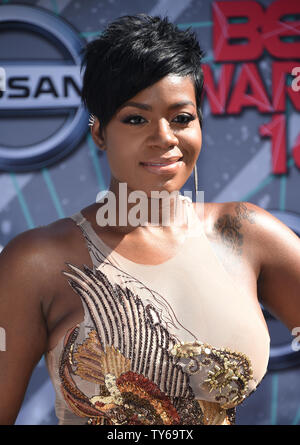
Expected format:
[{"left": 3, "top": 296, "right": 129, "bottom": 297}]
[
  {"left": 213, "top": 0, "right": 300, "bottom": 61},
  {"left": 227, "top": 64, "right": 272, "bottom": 114},
  {"left": 272, "top": 62, "right": 300, "bottom": 111},
  {"left": 260, "top": 115, "right": 287, "bottom": 174},
  {"left": 202, "top": 64, "right": 234, "bottom": 114},
  {"left": 211, "top": 0, "right": 300, "bottom": 173},
  {"left": 292, "top": 134, "right": 300, "bottom": 169},
  {"left": 213, "top": 1, "right": 264, "bottom": 62},
  {"left": 263, "top": 0, "right": 300, "bottom": 59}
]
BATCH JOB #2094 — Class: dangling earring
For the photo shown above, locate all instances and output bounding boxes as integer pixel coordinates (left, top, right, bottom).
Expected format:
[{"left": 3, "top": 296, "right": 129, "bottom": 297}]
[
  {"left": 88, "top": 113, "right": 96, "bottom": 127},
  {"left": 193, "top": 163, "right": 198, "bottom": 196}
]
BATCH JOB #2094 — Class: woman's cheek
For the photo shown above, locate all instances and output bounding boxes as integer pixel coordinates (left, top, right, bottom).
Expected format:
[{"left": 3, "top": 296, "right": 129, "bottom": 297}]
[{"left": 107, "top": 150, "right": 134, "bottom": 181}]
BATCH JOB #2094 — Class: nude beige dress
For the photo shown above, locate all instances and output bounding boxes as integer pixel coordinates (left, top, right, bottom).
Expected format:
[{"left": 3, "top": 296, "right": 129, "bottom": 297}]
[{"left": 45, "top": 195, "right": 270, "bottom": 425}]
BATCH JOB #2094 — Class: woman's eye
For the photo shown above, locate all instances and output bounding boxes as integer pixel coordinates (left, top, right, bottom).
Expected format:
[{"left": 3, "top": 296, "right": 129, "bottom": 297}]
[
  {"left": 121, "top": 113, "right": 196, "bottom": 126},
  {"left": 122, "top": 115, "right": 146, "bottom": 125},
  {"left": 173, "top": 114, "right": 196, "bottom": 124}
]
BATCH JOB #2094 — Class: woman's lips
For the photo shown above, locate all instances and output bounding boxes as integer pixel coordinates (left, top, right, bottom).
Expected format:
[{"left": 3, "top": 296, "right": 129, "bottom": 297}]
[{"left": 140, "top": 159, "right": 184, "bottom": 174}]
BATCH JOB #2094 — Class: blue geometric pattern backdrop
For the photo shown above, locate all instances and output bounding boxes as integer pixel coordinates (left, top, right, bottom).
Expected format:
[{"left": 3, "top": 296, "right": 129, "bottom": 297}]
[{"left": 0, "top": 0, "right": 299, "bottom": 425}]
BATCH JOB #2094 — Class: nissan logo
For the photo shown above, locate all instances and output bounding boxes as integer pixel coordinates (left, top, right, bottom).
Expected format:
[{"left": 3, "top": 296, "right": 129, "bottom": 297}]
[{"left": 0, "top": 4, "right": 88, "bottom": 171}]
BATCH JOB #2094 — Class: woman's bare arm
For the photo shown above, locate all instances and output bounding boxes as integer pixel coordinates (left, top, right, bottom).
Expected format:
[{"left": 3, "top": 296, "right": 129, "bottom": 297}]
[
  {"left": 0, "top": 229, "right": 50, "bottom": 424},
  {"left": 245, "top": 202, "right": 300, "bottom": 333}
]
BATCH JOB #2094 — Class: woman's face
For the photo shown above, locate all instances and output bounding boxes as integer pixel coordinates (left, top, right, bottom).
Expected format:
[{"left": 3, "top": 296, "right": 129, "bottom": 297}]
[{"left": 92, "top": 74, "right": 202, "bottom": 196}]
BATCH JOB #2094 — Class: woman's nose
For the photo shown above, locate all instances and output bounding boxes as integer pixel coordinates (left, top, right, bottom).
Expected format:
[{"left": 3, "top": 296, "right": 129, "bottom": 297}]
[{"left": 149, "top": 119, "right": 179, "bottom": 149}]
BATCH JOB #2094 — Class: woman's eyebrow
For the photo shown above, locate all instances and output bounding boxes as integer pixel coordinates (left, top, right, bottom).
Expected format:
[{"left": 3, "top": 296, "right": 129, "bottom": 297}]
[{"left": 119, "top": 100, "right": 195, "bottom": 111}]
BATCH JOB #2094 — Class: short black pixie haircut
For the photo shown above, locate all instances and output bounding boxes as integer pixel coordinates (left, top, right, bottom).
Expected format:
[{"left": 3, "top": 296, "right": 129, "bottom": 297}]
[{"left": 81, "top": 14, "right": 204, "bottom": 131}]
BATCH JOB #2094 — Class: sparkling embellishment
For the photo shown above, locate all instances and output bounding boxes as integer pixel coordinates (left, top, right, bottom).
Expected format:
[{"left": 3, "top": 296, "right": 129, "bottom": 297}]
[
  {"left": 56, "top": 258, "right": 256, "bottom": 425},
  {"left": 88, "top": 114, "right": 96, "bottom": 127},
  {"left": 170, "top": 341, "right": 253, "bottom": 409}
]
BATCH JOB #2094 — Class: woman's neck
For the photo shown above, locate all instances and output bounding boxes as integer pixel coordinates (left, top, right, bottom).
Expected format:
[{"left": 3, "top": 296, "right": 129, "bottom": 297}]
[{"left": 95, "top": 180, "right": 187, "bottom": 234}]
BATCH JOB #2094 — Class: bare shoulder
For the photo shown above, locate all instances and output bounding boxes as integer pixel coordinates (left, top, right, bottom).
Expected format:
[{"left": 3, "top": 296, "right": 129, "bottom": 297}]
[
  {"left": 0, "top": 217, "right": 83, "bottom": 424},
  {"left": 198, "top": 199, "right": 300, "bottom": 278},
  {"left": 210, "top": 200, "right": 300, "bottom": 261},
  {"left": 0, "top": 217, "right": 80, "bottom": 303},
  {"left": 218, "top": 202, "right": 300, "bottom": 332},
  {"left": 194, "top": 200, "right": 257, "bottom": 239},
  {"left": 0, "top": 217, "right": 77, "bottom": 265}
]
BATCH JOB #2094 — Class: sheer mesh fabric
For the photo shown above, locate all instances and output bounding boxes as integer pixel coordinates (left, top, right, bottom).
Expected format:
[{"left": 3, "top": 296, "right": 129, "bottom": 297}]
[{"left": 45, "top": 195, "right": 270, "bottom": 425}]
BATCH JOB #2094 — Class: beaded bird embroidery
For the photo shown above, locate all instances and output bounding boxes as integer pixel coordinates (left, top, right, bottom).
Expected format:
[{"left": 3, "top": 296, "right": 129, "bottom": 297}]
[{"left": 58, "top": 262, "right": 255, "bottom": 425}]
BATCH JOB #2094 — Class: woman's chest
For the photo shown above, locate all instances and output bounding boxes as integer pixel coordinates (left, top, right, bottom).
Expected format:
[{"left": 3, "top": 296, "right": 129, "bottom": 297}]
[
  {"left": 45, "top": 255, "right": 269, "bottom": 424},
  {"left": 46, "top": 223, "right": 261, "bottom": 352},
  {"left": 47, "top": 233, "right": 269, "bottom": 377}
]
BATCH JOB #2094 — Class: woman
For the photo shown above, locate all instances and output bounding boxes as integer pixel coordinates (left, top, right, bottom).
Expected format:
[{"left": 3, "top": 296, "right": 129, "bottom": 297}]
[{"left": 0, "top": 14, "right": 299, "bottom": 426}]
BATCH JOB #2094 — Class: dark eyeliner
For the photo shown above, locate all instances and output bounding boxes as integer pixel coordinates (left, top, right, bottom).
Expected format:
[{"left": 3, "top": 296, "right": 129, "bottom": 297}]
[
  {"left": 174, "top": 114, "right": 196, "bottom": 123},
  {"left": 121, "top": 115, "right": 146, "bottom": 124},
  {"left": 121, "top": 113, "right": 196, "bottom": 125}
]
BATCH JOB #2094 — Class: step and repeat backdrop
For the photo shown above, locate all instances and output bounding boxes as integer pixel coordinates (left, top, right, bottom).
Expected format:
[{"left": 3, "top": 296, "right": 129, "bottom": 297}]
[{"left": 0, "top": 0, "right": 300, "bottom": 425}]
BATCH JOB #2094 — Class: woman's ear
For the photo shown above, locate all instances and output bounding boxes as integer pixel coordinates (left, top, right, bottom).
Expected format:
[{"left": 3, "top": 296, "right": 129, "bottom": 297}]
[{"left": 91, "top": 118, "right": 106, "bottom": 151}]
